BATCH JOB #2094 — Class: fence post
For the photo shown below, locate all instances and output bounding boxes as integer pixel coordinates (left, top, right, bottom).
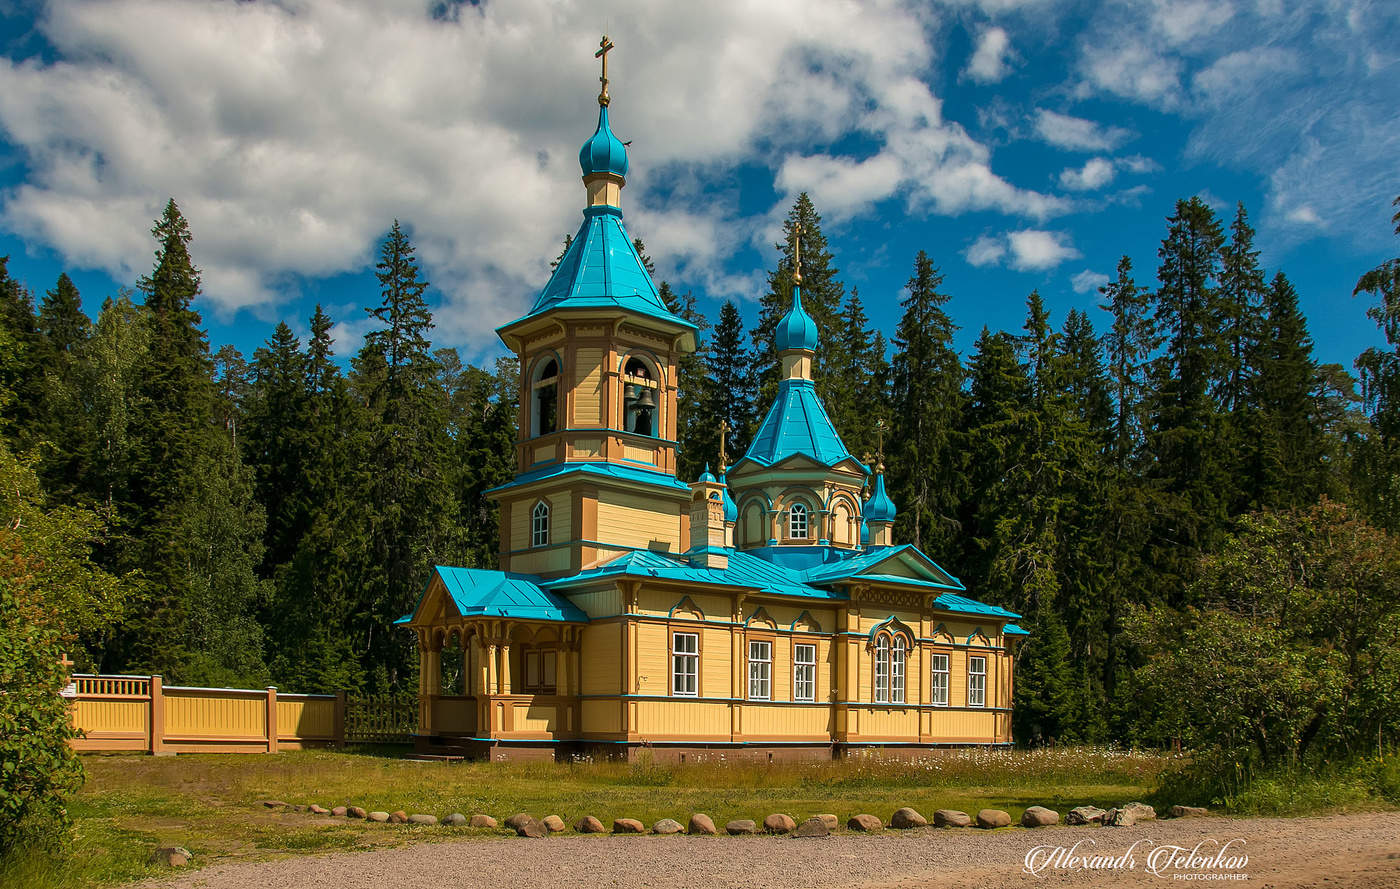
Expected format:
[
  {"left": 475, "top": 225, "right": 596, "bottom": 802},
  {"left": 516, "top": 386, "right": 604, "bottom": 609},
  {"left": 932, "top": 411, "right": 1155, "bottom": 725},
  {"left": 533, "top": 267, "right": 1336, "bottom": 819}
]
[
  {"left": 334, "top": 691, "right": 346, "bottom": 747},
  {"left": 149, "top": 675, "right": 167, "bottom": 756},
  {"left": 266, "top": 687, "right": 278, "bottom": 753}
]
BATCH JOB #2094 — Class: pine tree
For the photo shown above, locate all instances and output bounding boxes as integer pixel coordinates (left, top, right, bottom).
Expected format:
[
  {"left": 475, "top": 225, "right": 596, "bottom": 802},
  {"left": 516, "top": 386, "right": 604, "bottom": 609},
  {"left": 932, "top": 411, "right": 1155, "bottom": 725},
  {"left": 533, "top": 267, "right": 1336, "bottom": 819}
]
[
  {"left": 1100, "top": 256, "right": 1153, "bottom": 470},
  {"left": 889, "top": 250, "right": 963, "bottom": 556},
  {"left": 35, "top": 274, "right": 93, "bottom": 498},
  {"left": 693, "top": 300, "right": 757, "bottom": 473},
  {"left": 1251, "top": 272, "right": 1324, "bottom": 510}
]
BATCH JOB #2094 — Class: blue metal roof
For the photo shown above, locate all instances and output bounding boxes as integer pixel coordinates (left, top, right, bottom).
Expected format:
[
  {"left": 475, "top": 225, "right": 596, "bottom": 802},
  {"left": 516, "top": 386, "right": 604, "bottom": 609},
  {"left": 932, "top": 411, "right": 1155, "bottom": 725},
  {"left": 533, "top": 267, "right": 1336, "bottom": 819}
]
[
  {"left": 547, "top": 548, "right": 844, "bottom": 600},
  {"left": 398, "top": 566, "right": 590, "bottom": 624},
  {"left": 864, "top": 471, "right": 896, "bottom": 523},
  {"left": 503, "top": 206, "right": 695, "bottom": 333},
  {"left": 486, "top": 460, "right": 692, "bottom": 496},
  {"left": 1004, "top": 623, "right": 1029, "bottom": 636},
  {"left": 579, "top": 105, "right": 629, "bottom": 179},
  {"left": 738, "top": 379, "right": 857, "bottom": 469},
  {"left": 931, "top": 591, "right": 1021, "bottom": 620}
]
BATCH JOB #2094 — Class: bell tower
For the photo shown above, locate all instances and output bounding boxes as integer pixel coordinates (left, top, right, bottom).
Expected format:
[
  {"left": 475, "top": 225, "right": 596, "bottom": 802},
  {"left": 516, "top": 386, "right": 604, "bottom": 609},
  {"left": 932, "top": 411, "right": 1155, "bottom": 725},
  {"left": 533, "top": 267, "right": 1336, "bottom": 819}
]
[{"left": 489, "top": 37, "right": 699, "bottom": 578}]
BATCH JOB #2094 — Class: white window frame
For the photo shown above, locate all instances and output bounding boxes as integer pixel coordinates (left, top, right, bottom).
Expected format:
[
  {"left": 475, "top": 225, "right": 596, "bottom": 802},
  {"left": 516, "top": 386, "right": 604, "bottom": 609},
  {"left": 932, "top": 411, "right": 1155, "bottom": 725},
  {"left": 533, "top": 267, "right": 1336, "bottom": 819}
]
[
  {"left": 930, "top": 652, "right": 950, "bottom": 706},
  {"left": 747, "top": 639, "right": 772, "bottom": 700},
  {"left": 789, "top": 502, "right": 808, "bottom": 540},
  {"left": 968, "top": 655, "right": 987, "bottom": 708},
  {"left": 874, "top": 635, "right": 890, "bottom": 703},
  {"left": 890, "top": 635, "right": 906, "bottom": 704},
  {"left": 793, "top": 643, "right": 816, "bottom": 703},
  {"left": 531, "top": 501, "right": 550, "bottom": 548},
  {"left": 671, "top": 632, "right": 698, "bottom": 697}
]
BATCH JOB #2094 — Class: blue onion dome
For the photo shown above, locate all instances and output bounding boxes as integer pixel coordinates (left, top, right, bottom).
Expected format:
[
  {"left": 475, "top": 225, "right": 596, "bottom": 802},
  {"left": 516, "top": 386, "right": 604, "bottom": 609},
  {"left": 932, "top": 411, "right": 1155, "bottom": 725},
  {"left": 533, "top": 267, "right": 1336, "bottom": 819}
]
[
  {"left": 864, "top": 470, "right": 896, "bottom": 523},
  {"left": 720, "top": 474, "right": 738, "bottom": 524},
  {"left": 775, "top": 286, "right": 819, "bottom": 352},
  {"left": 699, "top": 463, "right": 718, "bottom": 484},
  {"left": 860, "top": 517, "right": 871, "bottom": 545},
  {"left": 579, "top": 105, "right": 629, "bottom": 179}
]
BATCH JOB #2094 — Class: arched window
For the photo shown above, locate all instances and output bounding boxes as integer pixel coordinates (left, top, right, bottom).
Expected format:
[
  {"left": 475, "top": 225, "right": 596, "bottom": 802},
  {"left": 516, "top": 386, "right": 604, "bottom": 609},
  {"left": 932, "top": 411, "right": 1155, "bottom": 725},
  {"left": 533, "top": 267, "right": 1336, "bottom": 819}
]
[
  {"left": 789, "top": 502, "right": 808, "bottom": 540},
  {"left": 873, "top": 631, "right": 908, "bottom": 704},
  {"left": 531, "top": 358, "right": 560, "bottom": 438},
  {"left": 531, "top": 501, "right": 550, "bottom": 547},
  {"left": 622, "top": 356, "right": 658, "bottom": 437}
]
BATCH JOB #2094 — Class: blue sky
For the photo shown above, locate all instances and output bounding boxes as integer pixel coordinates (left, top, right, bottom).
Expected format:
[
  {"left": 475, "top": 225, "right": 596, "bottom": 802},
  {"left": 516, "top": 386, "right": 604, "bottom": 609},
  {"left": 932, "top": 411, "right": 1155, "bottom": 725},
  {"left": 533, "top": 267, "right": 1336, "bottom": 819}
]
[{"left": 0, "top": 0, "right": 1396, "bottom": 372}]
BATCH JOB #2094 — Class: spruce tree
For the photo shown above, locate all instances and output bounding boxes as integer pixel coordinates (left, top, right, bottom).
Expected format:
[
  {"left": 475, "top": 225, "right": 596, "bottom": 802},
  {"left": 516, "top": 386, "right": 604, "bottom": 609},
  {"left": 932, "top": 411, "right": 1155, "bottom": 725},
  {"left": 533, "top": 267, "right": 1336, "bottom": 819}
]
[
  {"left": 0, "top": 259, "right": 43, "bottom": 446},
  {"left": 1100, "top": 256, "right": 1153, "bottom": 470},
  {"left": 694, "top": 300, "right": 757, "bottom": 472},
  {"left": 1251, "top": 272, "right": 1323, "bottom": 510},
  {"left": 1215, "top": 202, "right": 1267, "bottom": 413},
  {"left": 659, "top": 282, "right": 711, "bottom": 480},
  {"left": 888, "top": 250, "right": 963, "bottom": 556},
  {"left": 35, "top": 274, "right": 93, "bottom": 498}
]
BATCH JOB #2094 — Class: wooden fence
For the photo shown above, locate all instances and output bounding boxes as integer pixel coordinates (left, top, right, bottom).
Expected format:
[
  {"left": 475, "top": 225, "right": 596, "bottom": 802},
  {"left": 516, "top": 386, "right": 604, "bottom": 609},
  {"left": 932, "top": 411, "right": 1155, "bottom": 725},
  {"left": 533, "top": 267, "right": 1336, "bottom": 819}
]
[{"left": 67, "top": 674, "right": 417, "bottom": 754}]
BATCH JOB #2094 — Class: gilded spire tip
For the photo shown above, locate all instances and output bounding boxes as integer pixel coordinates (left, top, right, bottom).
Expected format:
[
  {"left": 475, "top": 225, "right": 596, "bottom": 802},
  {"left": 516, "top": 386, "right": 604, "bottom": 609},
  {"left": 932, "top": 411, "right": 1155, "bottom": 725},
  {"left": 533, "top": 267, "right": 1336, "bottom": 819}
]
[
  {"left": 792, "top": 221, "right": 804, "bottom": 286},
  {"left": 595, "top": 35, "right": 615, "bottom": 107}
]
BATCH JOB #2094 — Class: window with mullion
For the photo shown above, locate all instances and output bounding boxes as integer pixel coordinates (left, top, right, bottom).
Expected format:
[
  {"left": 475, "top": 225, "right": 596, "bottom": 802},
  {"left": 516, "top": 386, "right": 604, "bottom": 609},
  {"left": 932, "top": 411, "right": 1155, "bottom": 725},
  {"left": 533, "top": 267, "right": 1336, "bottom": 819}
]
[
  {"left": 968, "top": 655, "right": 987, "bottom": 707},
  {"left": 671, "top": 632, "right": 698, "bottom": 697},
  {"left": 874, "top": 635, "right": 890, "bottom": 703},
  {"left": 747, "top": 640, "right": 772, "bottom": 700},
  {"left": 930, "top": 652, "right": 950, "bottom": 706},
  {"left": 793, "top": 643, "right": 816, "bottom": 702},
  {"left": 890, "top": 636, "right": 906, "bottom": 704}
]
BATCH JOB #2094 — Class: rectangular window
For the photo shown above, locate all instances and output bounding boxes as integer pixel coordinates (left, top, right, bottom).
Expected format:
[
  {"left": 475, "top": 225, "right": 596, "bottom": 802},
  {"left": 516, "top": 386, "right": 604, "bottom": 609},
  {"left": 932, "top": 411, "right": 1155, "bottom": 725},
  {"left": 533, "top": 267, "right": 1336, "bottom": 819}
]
[
  {"left": 968, "top": 655, "right": 987, "bottom": 708},
  {"left": 671, "top": 632, "right": 698, "bottom": 697},
  {"left": 874, "top": 638, "right": 890, "bottom": 703},
  {"left": 793, "top": 643, "right": 816, "bottom": 702},
  {"left": 930, "top": 653, "right": 949, "bottom": 706},
  {"left": 890, "top": 638, "right": 906, "bottom": 704},
  {"left": 748, "top": 640, "right": 771, "bottom": 700}
]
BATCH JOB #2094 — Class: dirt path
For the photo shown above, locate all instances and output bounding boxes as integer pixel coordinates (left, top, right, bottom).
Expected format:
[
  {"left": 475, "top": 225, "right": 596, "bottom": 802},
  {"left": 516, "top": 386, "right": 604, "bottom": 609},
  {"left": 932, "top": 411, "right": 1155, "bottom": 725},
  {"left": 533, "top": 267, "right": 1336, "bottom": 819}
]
[{"left": 156, "top": 813, "right": 1400, "bottom": 889}]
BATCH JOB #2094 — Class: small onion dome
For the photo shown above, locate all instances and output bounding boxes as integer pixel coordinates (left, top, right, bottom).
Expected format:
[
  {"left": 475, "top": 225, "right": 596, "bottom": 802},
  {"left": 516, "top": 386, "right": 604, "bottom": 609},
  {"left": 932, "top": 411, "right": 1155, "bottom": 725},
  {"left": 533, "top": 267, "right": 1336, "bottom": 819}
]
[
  {"left": 579, "top": 105, "right": 629, "bottom": 179},
  {"left": 860, "top": 517, "right": 871, "bottom": 545},
  {"left": 720, "top": 474, "right": 738, "bottom": 523},
  {"left": 864, "top": 470, "right": 896, "bottom": 523},
  {"left": 775, "top": 286, "right": 819, "bottom": 352},
  {"left": 699, "top": 463, "right": 718, "bottom": 484}
]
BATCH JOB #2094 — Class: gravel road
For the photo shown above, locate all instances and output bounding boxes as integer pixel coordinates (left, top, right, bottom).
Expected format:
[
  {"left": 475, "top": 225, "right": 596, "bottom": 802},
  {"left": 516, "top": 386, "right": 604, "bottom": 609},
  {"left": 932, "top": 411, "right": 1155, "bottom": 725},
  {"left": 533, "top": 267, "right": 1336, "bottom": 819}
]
[{"left": 156, "top": 813, "right": 1400, "bottom": 889}]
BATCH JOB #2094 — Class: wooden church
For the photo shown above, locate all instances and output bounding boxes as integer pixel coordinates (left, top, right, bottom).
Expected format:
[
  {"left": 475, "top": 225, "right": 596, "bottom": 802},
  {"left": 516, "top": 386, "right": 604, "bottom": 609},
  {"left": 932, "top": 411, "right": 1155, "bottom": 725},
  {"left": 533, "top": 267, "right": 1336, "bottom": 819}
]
[{"left": 398, "top": 39, "right": 1026, "bottom": 761}]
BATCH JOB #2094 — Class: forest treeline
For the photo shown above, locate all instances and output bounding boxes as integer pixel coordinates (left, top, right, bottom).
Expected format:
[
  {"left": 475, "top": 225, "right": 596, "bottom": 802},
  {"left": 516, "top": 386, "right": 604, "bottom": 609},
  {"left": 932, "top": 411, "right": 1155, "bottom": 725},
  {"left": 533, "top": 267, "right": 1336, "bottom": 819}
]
[{"left": 3, "top": 191, "right": 1399, "bottom": 770}]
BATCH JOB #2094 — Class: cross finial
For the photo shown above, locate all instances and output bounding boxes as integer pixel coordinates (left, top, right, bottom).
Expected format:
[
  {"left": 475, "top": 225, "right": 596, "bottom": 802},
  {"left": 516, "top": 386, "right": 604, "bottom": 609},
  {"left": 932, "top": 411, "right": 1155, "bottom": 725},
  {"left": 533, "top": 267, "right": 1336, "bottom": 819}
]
[
  {"left": 875, "top": 419, "right": 886, "bottom": 471},
  {"left": 596, "top": 35, "right": 615, "bottom": 107},
  {"left": 792, "top": 221, "right": 804, "bottom": 286},
  {"left": 719, "top": 418, "right": 729, "bottom": 474}
]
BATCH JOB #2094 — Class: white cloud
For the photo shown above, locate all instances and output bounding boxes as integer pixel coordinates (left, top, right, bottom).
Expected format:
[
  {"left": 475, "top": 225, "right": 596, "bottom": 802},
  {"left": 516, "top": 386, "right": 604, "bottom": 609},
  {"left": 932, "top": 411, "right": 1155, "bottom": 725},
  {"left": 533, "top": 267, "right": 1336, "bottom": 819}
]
[
  {"left": 0, "top": 0, "right": 1070, "bottom": 347},
  {"left": 1032, "top": 109, "right": 1133, "bottom": 152},
  {"left": 964, "top": 229, "right": 1080, "bottom": 271},
  {"left": 1079, "top": 42, "right": 1184, "bottom": 107},
  {"left": 1192, "top": 47, "right": 1298, "bottom": 106},
  {"left": 965, "top": 234, "right": 1007, "bottom": 267},
  {"left": 1007, "top": 229, "right": 1080, "bottom": 270},
  {"left": 964, "top": 26, "right": 1013, "bottom": 83},
  {"left": 1284, "top": 205, "right": 1322, "bottom": 226},
  {"left": 1059, "top": 157, "right": 1116, "bottom": 191},
  {"left": 1071, "top": 269, "right": 1110, "bottom": 294},
  {"left": 1152, "top": 0, "right": 1235, "bottom": 45}
]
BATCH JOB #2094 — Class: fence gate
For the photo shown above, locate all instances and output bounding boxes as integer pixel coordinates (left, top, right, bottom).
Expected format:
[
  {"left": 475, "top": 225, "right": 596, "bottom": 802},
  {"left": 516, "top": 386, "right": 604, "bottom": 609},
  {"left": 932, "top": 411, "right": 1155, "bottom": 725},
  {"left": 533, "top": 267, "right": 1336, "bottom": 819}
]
[{"left": 344, "top": 694, "right": 418, "bottom": 743}]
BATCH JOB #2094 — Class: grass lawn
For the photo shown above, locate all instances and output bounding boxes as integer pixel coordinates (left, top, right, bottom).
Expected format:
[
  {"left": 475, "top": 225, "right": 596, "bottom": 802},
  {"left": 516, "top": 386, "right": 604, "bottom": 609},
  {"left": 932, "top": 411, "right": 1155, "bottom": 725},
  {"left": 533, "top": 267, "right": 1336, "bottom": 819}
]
[{"left": 4, "top": 745, "right": 1174, "bottom": 887}]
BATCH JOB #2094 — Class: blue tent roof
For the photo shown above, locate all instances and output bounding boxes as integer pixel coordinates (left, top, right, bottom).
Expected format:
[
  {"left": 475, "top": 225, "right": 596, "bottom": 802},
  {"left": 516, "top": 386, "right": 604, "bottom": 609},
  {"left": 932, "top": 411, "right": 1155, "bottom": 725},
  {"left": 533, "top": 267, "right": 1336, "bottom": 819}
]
[
  {"left": 397, "top": 566, "right": 590, "bottom": 624},
  {"left": 502, "top": 205, "right": 695, "bottom": 333},
  {"left": 738, "top": 379, "right": 858, "bottom": 469},
  {"left": 486, "top": 459, "right": 692, "bottom": 496}
]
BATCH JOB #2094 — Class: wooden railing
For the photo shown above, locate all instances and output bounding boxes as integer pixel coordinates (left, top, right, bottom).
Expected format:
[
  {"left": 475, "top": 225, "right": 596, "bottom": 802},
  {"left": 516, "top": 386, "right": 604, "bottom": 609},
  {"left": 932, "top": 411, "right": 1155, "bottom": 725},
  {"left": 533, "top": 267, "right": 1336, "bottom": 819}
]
[{"left": 66, "top": 674, "right": 415, "bottom": 754}]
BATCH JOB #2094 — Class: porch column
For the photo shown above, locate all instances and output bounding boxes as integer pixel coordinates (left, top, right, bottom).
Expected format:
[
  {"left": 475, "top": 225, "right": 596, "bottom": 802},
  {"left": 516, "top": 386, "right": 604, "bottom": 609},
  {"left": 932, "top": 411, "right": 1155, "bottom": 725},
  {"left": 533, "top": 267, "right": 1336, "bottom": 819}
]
[
  {"left": 557, "top": 643, "right": 570, "bottom": 698},
  {"left": 500, "top": 643, "right": 513, "bottom": 694}
]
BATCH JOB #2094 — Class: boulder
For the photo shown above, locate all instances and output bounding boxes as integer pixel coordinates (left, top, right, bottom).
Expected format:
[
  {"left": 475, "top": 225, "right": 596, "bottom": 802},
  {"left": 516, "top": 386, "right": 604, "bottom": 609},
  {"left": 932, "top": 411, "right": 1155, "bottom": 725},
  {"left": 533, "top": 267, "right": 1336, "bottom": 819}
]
[
  {"left": 505, "top": 813, "right": 535, "bottom": 831},
  {"left": 388, "top": 811, "right": 408, "bottom": 824},
  {"left": 331, "top": 806, "right": 348, "bottom": 817},
  {"left": 976, "top": 809, "right": 1011, "bottom": 829},
  {"left": 1168, "top": 805, "right": 1209, "bottom": 819},
  {"left": 308, "top": 804, "right": 330, "bottom": 815},
  {"left": 613, "top": 818, "right": 646, "bottom": 834},
  {"left": 1021, "top": 806, "right": 1060, "bottom": 827},
  {"left": 725, "top": 819, "right": 756, "bottom": 835},
  {"left": 367, "top": 811, "right": 390, "bottom": 823},
  {"left": 688, "top": 813, "right": 717, "bottom": 835},
  {"left": 514, "top": 816, "right": 547, "bottom": 838},
  {"left": 443, "top": 813, "right": 467, "bottom": 826},
  {"left": 346, "top": 806, "right": 367, "bottom": 819},
  {"left": 847, "top": 814, "right": 883, "bottom": 832},
  {"left": 575, "top": 815, "right": 605, "bottom": 833},
  {"left": 1122, "top": 802, "right": 1156, "bottom": 822},
  {"left": 793, "top": 817, "right": 830, "bottom": 838},
  {"left": 813, "top": 814, "right": 839, "bottom": 831},
  {"left": 1067, "top": 806, "right": 1106, "bottom": 826},
  {"left": 148, "top": 846, "right": 191, "bottom": 867},
  {"left": 890, "top": 807, "right": 927, "bottom": 829},
  {"left": 408, "top": 814, "right": 438, "bottom": 825},
  {"left": 469, "top": 814, "right": 498, "bottom": 829},
  {"left": 542, "top": 815, "right": 566, "bottom": 833},
  {"left": 763, "top": 813, "right": 797, "bottom": 834},
  {"left": 933, "top": 809, "right": 971, "bottom": 828},
  {"left": 1102, "top": 808, "right": 1135, "bottom": 827},
  {"left": 260, "top": 800, "right": 290, "bottom": 809},
  {"left": 652, "top": 818, "right": 684, "bottom": 835}
]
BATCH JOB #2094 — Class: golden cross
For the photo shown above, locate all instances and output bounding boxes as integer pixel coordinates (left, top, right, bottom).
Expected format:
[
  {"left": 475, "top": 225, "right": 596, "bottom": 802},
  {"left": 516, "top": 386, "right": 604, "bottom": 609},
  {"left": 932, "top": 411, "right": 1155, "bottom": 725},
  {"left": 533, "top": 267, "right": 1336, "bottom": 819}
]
[
  {"left": 596, "top": 35, "right": 615, "bottom": 106},
  {"left": 875, "top": 419, "right": 886, "bottom": 470},
  {"left": 719, "top": 418, "right": 729, "bottom": 473},
  {"left": 792, "top": 222, "right": 804, "bottom": 285}
]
